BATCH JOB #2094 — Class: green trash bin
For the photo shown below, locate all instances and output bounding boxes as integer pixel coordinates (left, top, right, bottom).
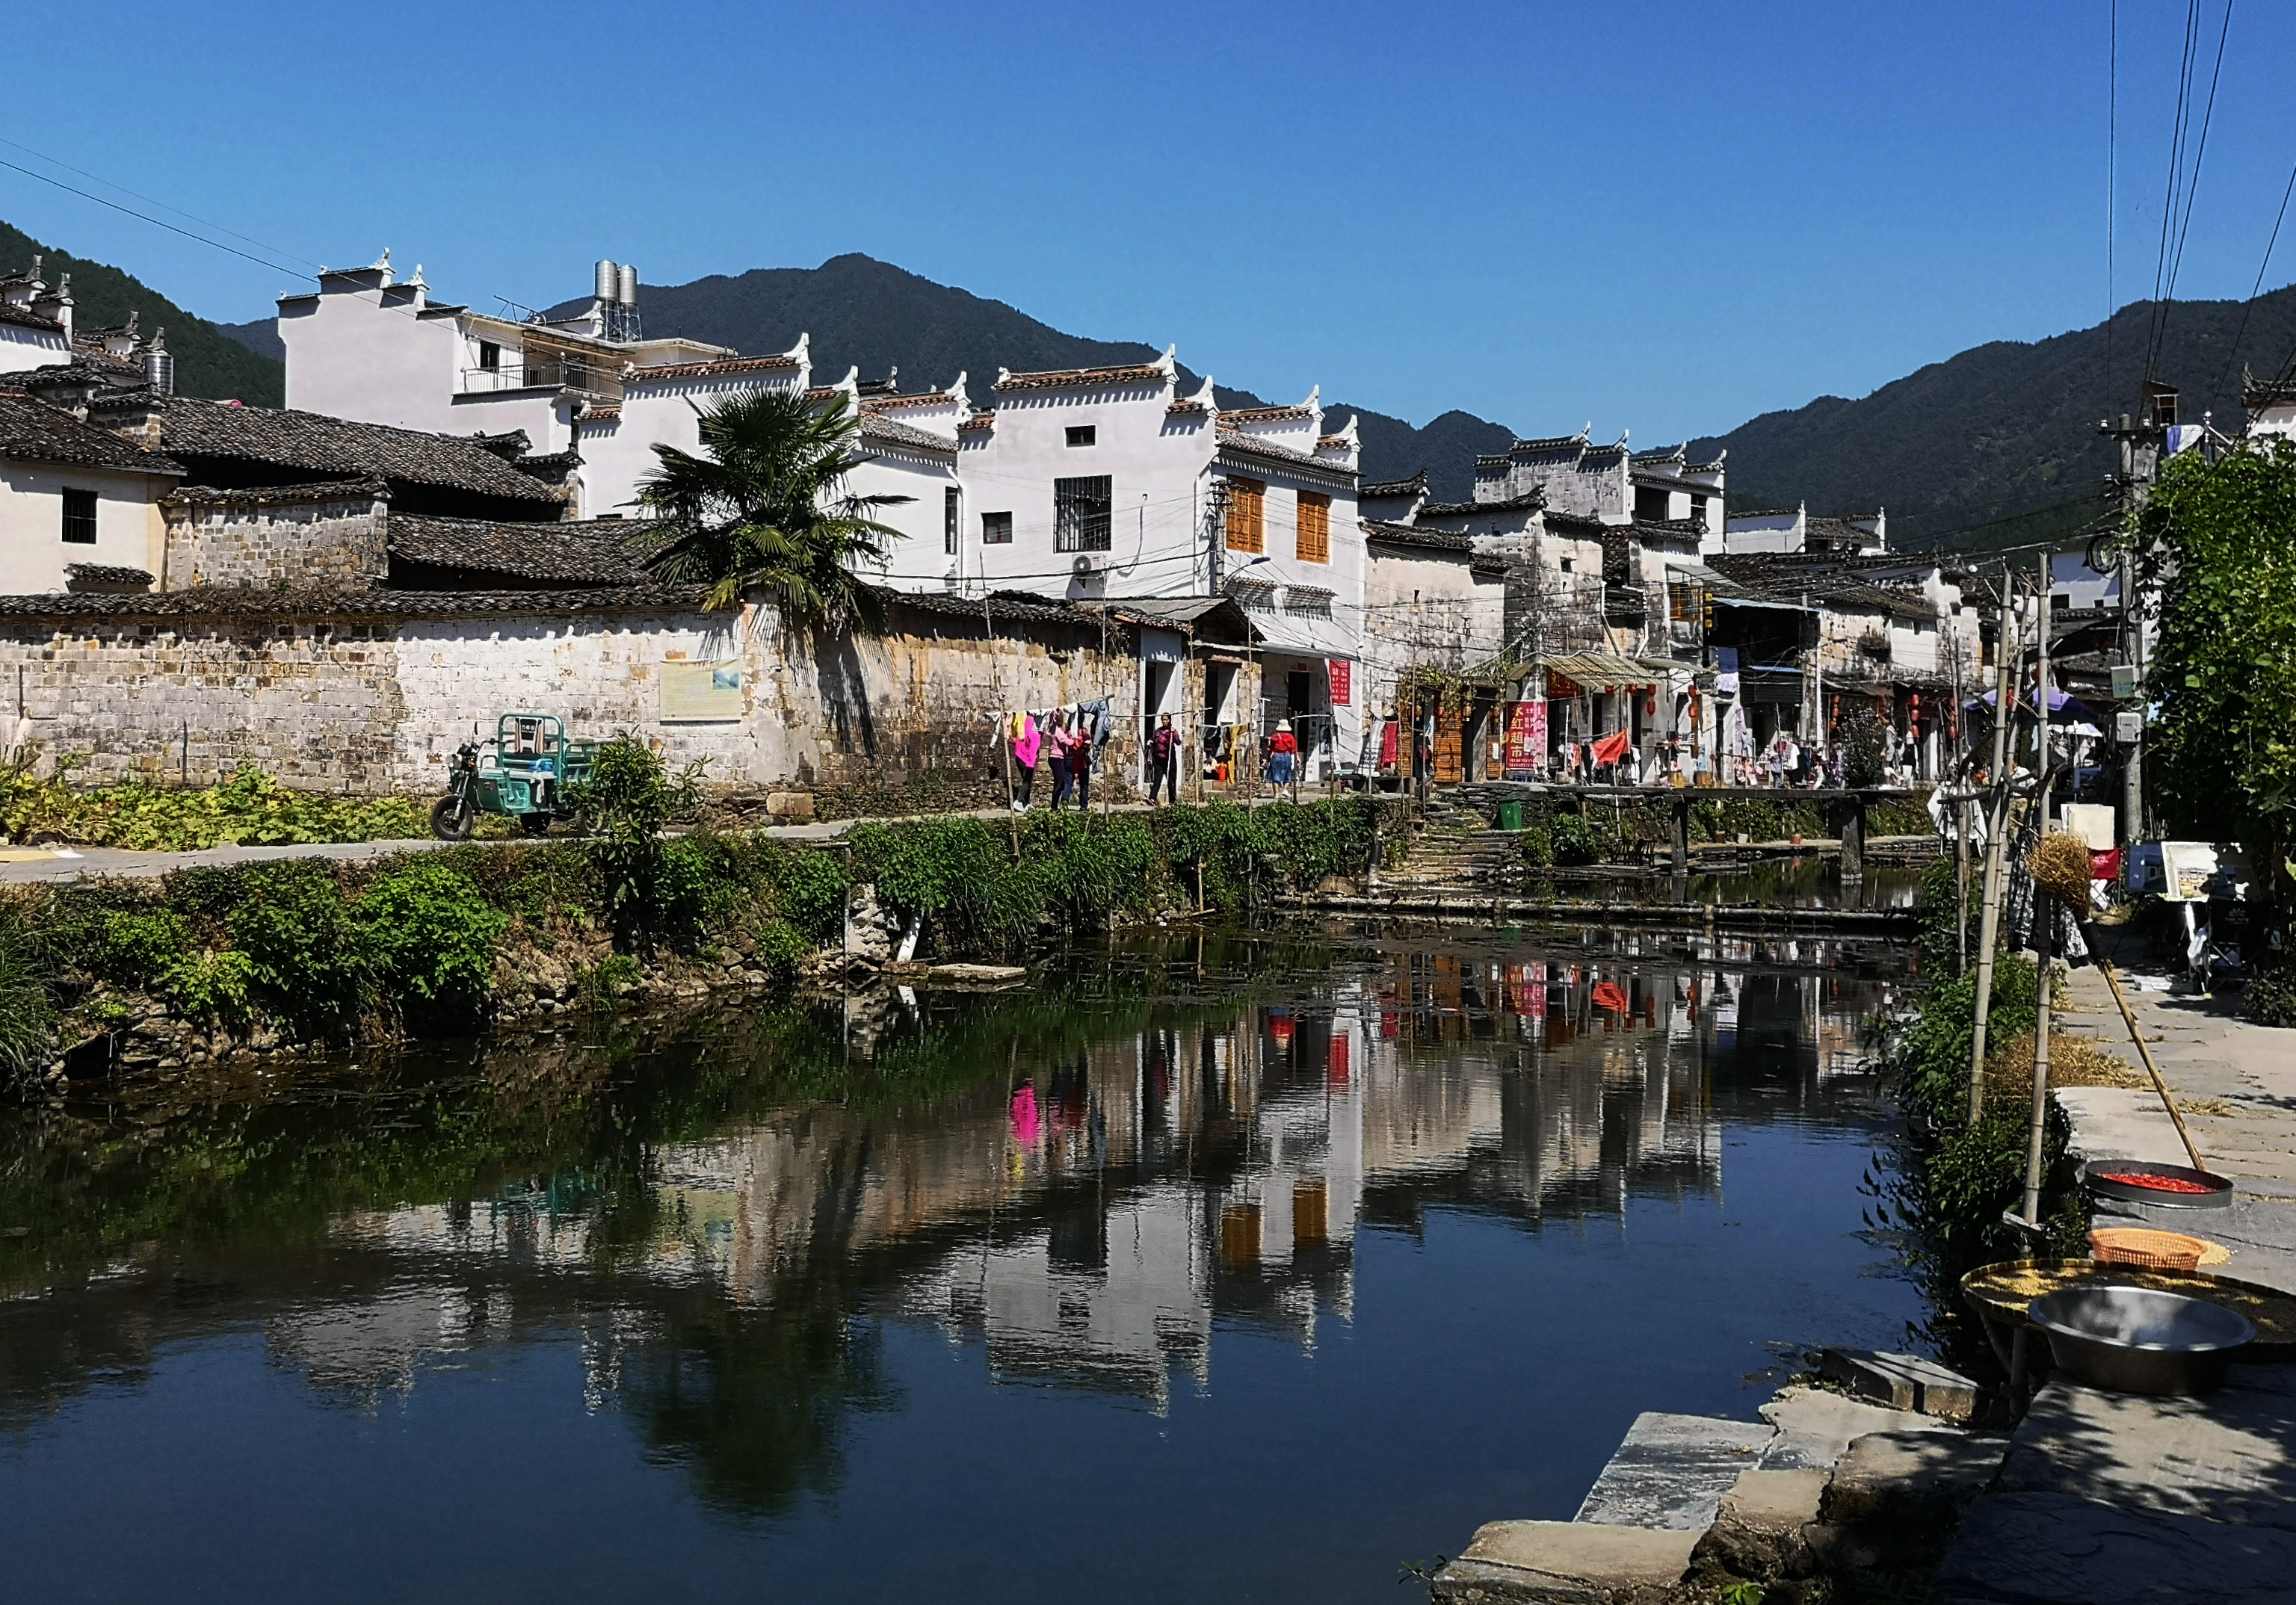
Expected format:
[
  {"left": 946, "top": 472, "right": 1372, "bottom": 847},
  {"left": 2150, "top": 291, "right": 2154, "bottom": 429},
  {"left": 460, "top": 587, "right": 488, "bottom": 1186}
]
[{"left": 1496, "top": 799, "right": 1524, "bottom": 831}]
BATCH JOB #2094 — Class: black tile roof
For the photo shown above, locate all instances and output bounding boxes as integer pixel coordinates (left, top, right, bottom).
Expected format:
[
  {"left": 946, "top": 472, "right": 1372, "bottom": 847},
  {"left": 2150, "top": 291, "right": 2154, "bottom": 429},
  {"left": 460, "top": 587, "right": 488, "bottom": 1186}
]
[
  {"left": 0, "top": 394, "right": 184, "bottom": 474},
  {"left": 151, "top": 400, "right": 564, "bottom": 505},
  {"left": 0, "top": 584, "right": 712, "bottom": 620},
  {"left": 64, "top": 563, "right": 155, "bottom": 586},
  {"left": 1359, "top": 470, "right": 1427, "bottom": 499},
  {"left": 1420, "top": 492, "right": 1543, "bottom": 518},
  {"left": 995, "top": 362, "right": 1167, "bottom": 393},
  {"left": 1706, "top": 553, "right": 1936, "bottom": 623},
  {"left": 880, "top": 585, "right": 1098, "bottom": 629},
  {"left": 386, "top": 514, "right": 674, "bottom": 586},
  {"left": 165, "top": 478, "right": 388, "bottom": 507},
  {"left": 0, "top": 302, "right": 64, "bottom": 334},
  {"left": 859, "top": 412, "right": 957, "bottom": 454},
  {"left": 1215, "top": 429, "right": 1358, "bottom": 485},
  {"left": 1364, "top": 519, "right": 1472, "bottom": 552}
]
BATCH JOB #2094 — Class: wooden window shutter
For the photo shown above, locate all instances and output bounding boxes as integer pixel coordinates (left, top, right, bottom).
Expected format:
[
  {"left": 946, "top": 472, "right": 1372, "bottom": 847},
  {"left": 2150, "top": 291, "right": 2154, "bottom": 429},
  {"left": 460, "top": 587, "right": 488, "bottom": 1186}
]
[
  {"left": 1226, "top": 477, "right": 1264, "bottom": 554},
  {"left": 1295, "top": 492, "right": 1330, "bottom": 563}
]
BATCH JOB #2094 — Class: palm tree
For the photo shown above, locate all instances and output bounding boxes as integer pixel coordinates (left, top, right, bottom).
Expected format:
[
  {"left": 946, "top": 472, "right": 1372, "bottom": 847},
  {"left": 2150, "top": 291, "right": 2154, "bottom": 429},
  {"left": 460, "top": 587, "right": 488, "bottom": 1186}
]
[{"left": 636, "top": 389, "right": 909, "bottom": 631}]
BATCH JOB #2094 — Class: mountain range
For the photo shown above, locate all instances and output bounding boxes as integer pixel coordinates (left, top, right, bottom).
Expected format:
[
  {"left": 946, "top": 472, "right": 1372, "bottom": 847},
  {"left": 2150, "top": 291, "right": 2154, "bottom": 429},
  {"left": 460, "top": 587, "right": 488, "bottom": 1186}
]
[{"left": 13, "top": 215, "right": 2292, "bottom": 554}]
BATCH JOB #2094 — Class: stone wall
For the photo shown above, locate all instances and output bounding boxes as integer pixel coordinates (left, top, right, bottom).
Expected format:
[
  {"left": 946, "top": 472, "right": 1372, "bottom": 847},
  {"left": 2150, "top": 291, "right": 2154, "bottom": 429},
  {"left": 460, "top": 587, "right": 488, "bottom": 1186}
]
[
  {"left": 161, "top": 484, "right": 389, "bottom": 590},
  {"left": 0, "top": 590, "right": 1190, "bottom": 801},
  {"left": 0, "top": 613, "right": 404, "bottom": 789}
]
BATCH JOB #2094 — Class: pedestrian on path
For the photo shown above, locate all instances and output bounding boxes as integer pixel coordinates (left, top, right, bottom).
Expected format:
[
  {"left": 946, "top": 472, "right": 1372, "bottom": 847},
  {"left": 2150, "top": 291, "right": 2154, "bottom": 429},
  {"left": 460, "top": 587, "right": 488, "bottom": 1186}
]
[
  {"left": 1046, "top": 709, "right": 1076, "bottom": 810},
  {"left": 1149, "top": 714, "right": 1179, "bottom": 805},
  {"left": 1270, "top": 719, "right": 1298, "bottom": 794}
]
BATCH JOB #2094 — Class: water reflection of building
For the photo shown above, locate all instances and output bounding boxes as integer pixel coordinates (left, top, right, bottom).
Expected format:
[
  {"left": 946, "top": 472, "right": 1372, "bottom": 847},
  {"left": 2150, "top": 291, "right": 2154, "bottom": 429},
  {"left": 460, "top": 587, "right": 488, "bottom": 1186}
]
[{"left": 262, "top": 958, "right": 1883, "bottom": 1408}]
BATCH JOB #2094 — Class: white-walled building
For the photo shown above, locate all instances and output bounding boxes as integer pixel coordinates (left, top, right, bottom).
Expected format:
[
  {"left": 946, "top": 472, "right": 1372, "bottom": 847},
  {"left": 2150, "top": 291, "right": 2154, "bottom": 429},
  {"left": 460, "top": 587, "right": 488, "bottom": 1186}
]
[
  {"left": 953, "top": 349, "right": 1365, "bottom": 778},
  {"left": 1709, "top": 503, "right": 1886, "bottom": 557},
  {"left": 0, "top": 394, "right": 182, "bottom": 593},
  {"left": 0, "top": 257, "right": 75, "bottom": 376},
  {"left": 279, "top": 253, "right": 756, "bottom": 521}
]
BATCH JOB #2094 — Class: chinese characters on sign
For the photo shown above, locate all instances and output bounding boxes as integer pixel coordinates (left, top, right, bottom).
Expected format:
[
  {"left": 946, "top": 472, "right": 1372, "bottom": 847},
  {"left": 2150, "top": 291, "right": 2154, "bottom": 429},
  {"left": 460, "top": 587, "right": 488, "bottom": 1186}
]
[
  {"left": 1327, "top": 658, "right": 1351, "bottom": 706},
  {"left": 1503, "top": 699, "right": 1546, "bottom": 771}
]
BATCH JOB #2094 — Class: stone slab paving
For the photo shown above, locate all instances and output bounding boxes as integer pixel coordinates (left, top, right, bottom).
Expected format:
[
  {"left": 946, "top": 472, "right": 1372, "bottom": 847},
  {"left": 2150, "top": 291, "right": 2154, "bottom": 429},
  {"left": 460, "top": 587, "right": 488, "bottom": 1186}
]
[
  {"left": 1948, "top": 965, "right": 2296, "bottom": 1604},
  {"left": 1756, "top": 1384, "right": 1960, "bottom": 1470},
  {"left": 1570, "top": 1412, "right": 1774, "bottom": 1531}
]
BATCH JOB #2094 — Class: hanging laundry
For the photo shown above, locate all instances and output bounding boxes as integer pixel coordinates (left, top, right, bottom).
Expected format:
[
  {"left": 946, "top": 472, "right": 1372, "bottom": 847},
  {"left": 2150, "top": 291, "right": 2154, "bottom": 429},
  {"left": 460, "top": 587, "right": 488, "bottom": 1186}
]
[
  {"left": 1379, "top": 719, "right": 1398, "bottom": 767},
  {"left": 1013, "top": 714, "right": 1041, "bottom": 769}
]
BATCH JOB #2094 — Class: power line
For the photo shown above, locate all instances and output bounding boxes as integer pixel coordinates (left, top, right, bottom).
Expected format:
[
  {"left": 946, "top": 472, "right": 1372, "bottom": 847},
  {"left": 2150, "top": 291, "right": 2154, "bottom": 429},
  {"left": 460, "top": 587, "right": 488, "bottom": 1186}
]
[
  {"left": 0, "top": 155, "right": 309, "bottom": 282},
  {"left": 0, "top": 135, "right": 321, "bottom": 269},
  {"left": 2215, "top": 152, "right": 2296, "bottom": 400},
  {"left": 2146, "top": 0, "right": 2235, "bottom": 384},
  {"left": 2143, "top": 0, "right": 2203, "bottom": 382},
  {"left": 2105, "top": 0, "right": 2117, "bottom": 415}
]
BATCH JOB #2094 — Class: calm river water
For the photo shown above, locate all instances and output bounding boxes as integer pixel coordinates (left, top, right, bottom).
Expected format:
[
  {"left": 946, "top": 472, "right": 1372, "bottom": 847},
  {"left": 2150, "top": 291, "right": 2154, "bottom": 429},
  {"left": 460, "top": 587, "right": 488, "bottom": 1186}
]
[{"left": 0, "top": 924, "right": 1925, "bottom": 1604}]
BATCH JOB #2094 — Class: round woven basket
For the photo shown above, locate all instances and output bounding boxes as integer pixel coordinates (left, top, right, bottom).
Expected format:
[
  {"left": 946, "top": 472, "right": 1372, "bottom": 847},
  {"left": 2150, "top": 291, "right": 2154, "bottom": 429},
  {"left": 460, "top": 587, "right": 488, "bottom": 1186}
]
[{"left": 2088, "top": 1226, "right": 2209, "bottom": 1272}]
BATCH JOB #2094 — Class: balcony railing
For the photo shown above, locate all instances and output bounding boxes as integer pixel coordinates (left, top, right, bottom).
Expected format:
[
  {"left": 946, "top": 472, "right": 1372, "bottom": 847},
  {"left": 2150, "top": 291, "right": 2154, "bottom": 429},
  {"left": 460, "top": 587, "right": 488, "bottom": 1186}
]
[{"left": 457, "top": 358, "right": 625, "bottom": 403}]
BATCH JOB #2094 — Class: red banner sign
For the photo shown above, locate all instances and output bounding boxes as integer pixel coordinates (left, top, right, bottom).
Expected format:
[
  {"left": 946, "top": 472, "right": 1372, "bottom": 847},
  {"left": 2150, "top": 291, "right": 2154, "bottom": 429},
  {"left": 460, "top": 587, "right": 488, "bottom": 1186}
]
[
  {"left": 1327, "top": 658, "right": 1351, "bottom": 705},
  {"left": 1503, "top": 699, "right": 1546, "bottom": 770}
]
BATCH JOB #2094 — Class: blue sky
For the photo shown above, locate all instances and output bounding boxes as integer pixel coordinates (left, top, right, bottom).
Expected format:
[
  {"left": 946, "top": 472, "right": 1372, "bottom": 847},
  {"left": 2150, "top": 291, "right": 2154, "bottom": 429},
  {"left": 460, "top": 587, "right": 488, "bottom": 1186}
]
[{"left": 4, "top": 1, "right": 2291, "bottom": 442}]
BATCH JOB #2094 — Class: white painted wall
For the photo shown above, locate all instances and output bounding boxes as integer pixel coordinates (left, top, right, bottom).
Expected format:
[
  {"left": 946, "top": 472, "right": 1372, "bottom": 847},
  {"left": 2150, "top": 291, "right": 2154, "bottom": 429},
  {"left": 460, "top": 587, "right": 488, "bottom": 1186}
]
[
  {"left": 279, "top": 275, "right": 464, "bottom": 433},
  {"left": 960, "top": 362, "right": 1215, "bottom": 602},
  {"left": 0, "top": 460, "right": 167, "bottom": 591},
  {"left": 0, "top": 321, "right": 70, "bottom": 375}
]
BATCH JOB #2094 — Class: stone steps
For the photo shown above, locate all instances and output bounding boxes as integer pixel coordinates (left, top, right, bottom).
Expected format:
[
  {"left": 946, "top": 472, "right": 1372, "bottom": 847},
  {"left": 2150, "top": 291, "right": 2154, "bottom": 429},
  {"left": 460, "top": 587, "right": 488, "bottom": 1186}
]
[{"left": 1435, "top": 1369, "right": 1996, "bottom": 1604}]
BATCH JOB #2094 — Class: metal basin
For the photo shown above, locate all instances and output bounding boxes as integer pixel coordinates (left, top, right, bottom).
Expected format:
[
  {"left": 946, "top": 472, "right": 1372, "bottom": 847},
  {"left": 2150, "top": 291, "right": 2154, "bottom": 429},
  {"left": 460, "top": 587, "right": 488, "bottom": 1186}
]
[{"left": 2029, "top": 1285, "right": 2255, "bottom": 1396}]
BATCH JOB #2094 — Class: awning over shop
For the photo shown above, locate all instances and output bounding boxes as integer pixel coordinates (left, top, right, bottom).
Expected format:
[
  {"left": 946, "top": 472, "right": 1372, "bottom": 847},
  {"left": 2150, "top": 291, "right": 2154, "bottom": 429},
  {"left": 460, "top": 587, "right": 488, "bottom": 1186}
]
[
  {"left": 1540, "top": 652, "right": 1673, "bottom": 692},
  {"left": 1247, "top": 611, "right": 1357, "bottom": 659}
]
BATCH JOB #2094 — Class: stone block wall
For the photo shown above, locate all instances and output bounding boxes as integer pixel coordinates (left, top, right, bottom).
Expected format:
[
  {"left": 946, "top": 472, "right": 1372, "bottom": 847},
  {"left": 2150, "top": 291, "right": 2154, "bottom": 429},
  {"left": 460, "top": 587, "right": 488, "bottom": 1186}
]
[
  {"left": 0, "top": 592, "right": 1215, "bottom": 802},
  {"left": 162, "top": 487, "right": 389, "bottom": 590},
  {"left": 0, "top": 614, "right": 404, "bottom": 789}
]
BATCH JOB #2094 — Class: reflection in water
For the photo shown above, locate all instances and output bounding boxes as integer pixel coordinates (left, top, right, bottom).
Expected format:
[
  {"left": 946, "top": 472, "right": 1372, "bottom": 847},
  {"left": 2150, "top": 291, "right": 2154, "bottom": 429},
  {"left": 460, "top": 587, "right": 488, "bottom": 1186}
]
[{"left": 0, "top": 928, "right": 1915, "bottom": 1601}]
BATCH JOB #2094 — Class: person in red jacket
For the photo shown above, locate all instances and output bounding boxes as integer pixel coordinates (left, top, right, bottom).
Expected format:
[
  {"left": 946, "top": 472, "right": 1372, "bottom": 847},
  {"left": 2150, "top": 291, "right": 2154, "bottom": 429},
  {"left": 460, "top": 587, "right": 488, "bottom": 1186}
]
[
  {"left": 1269, "top": 719, "right": 1299, "bottom": 793},
  {"left": 1148, "top": 713, "right": 1179, "bottom": 805}
]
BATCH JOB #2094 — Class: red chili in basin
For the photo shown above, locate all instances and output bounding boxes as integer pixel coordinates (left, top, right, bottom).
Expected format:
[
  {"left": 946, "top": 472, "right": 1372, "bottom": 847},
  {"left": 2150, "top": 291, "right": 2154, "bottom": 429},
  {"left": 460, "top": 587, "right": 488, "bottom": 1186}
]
[{"left": 2094, "top": 1170, "right": 2218, "bottom": 1194}]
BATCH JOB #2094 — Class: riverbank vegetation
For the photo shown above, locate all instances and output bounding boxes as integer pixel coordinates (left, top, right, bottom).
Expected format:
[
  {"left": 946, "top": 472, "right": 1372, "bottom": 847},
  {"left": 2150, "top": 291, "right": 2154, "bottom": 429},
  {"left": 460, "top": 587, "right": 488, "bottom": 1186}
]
[
  {"left": 0, "top": 744, "right": 1389, "bottom": 1092},
  {"left": 0, "top": 756, "right": 428, "bottom": 850},
  {"left": 2135, "top": 440, "right": 2296, "bottom": 1022}
]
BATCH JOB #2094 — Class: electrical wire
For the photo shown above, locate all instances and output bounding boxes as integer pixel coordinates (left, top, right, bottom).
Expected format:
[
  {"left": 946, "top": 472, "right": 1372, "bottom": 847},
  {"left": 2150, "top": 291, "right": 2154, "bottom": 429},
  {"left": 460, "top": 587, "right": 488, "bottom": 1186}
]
[
  {"left": 0, "top": 135, "right": 321, "bottom": 268},
  {"left": 2218, "top": 152, "right": 2296, "bottom": 400},
  {"left": 2146, "top": 0, "right": 2235, "bottom": 384},
  {"left": 2143, "top": 0, "right": 2203, "bottom": 382}
]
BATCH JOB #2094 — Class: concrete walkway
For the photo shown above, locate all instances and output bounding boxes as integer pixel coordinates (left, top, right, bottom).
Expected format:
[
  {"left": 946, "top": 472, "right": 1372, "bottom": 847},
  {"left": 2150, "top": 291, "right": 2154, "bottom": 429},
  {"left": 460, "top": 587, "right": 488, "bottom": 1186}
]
[{"left": 1930, "top": 952, "right": 2296, "bottom": 1602}]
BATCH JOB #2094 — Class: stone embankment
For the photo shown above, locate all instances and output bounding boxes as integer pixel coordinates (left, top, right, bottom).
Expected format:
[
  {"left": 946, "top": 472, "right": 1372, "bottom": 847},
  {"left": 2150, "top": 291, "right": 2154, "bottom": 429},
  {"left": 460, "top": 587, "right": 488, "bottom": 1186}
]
[{"left": 1434, "top": 1349, "right": 2002, "bottom": 1604}]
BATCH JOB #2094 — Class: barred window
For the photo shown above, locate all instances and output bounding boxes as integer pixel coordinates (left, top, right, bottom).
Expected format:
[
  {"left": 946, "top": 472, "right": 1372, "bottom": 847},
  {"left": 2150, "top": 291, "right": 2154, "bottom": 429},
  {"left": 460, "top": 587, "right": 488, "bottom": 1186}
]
[
  {"left": 61, "top": 488, "right": 96, "bottom": 545},
  {"left": 1054, "top": 475, "right": 1112, "bottom": 553},
  {"left": 1226, "top": 477, "right": 1264, "bottom": 554},
  {"left": 981, "top": 511, "right": 1013, "bottom": 545},
  {"left": 1295, "top": 491, "right": 1330, "bottom": 563},
  {"left": 945, "top": 486, "right": 959, "bottom": 555}
]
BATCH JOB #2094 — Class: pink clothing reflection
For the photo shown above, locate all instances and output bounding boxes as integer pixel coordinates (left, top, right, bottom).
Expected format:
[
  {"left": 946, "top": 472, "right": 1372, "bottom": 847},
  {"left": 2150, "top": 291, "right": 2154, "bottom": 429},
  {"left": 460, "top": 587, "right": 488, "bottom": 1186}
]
[{"left": 1009, "top": 1083, "right": 1041, "bottom": 1145}]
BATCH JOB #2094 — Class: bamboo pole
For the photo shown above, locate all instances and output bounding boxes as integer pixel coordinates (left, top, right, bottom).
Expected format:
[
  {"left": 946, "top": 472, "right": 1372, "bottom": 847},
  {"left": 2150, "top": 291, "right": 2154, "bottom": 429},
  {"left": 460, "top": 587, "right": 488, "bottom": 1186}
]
[
  {"left": 2091, "top": 949, "right": 2209, "bottom": 1172},
  {"left": 1967, "top": 566, "right": 2018, "bottom": 1122},
  {"left": 2020, "top": 551, "right": 2053, "bottom": 1227}
]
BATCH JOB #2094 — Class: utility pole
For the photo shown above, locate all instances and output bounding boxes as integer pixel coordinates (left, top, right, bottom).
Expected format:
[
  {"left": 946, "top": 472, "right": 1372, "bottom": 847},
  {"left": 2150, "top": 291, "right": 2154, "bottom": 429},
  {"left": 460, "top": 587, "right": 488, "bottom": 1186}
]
[
  {"left": 2120, "top": 544, "right": 2144, "bottom": 870},
  {"left": 1968, "top": 563, "right": 2019, "bottom": 1122}
]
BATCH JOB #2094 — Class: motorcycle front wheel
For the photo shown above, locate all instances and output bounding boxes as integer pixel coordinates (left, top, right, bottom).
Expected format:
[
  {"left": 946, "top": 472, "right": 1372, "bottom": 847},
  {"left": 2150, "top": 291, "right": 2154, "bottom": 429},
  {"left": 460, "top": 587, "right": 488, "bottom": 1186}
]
[{"left": 431, "top": 794, "right": 476, "bottom": 841}]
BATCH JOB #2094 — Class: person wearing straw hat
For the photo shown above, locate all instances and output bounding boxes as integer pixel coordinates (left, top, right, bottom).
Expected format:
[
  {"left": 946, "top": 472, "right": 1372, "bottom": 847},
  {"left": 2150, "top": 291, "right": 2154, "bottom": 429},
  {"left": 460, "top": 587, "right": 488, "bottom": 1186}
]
[{"left": 1269, "top": 717, "right": 1299, "bottom": 794}]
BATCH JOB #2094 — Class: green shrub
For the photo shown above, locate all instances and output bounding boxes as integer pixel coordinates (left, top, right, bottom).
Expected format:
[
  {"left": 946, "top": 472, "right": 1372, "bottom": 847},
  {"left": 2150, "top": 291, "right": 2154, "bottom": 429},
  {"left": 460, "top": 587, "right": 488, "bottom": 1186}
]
[
  {"left": 2244, "top": 960, "right": 2296, "bottom": 1028},
  {"left": 751, "top": 922, "right": 809, "bottom": 975},
  {"left": 1518, "top": 822, "right": 1553, "bottom": 868},
  {"left": 354, "top": 858, "right": 507, "bottom": 1011},
  {"left": 1, "top": 761, "right": 425, "bottom": 850},
  {"left": 566, "top": 740, "right": 706, "bottom": 938},
  {"left": 226, "top": 860, "right": 368, "bottom": 1030},
  {"left": 1550, "top": 812, "right": 1613, "bottom": 866},
  {"left": 101, "top": 909, "right": 194, "bottom": 984},
  {"left": 161, "top": 950, "right": 258, "bottom": 1026},
  {"left": 765, "top": 846, "right": 848, "bottom": 944}
]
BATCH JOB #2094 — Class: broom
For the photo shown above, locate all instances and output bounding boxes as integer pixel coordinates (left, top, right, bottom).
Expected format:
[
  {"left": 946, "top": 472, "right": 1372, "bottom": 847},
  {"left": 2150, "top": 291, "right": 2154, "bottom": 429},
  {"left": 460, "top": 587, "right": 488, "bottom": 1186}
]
[{"left": 2028, "top": 830, "right": 2208, "bottom": 1173}]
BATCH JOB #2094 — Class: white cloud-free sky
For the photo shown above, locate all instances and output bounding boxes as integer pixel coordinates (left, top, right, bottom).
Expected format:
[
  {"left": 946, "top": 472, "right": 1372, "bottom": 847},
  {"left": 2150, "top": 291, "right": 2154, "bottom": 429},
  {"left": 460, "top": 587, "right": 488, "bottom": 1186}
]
[{"left": 4, "top": 0, "right": 2288, "bottom": 441}]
